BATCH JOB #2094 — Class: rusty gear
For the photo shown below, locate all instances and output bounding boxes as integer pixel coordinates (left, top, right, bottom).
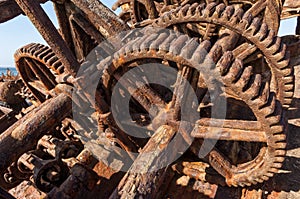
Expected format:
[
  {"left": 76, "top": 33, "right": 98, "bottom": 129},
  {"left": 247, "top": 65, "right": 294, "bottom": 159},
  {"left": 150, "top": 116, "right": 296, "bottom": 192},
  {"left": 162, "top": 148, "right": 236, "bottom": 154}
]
[
  {"left": 14, "top": 43, "right": 63, "bottom": 102},
  {"left": 91, "top": 30, "right": 287, "bottom": 187}
]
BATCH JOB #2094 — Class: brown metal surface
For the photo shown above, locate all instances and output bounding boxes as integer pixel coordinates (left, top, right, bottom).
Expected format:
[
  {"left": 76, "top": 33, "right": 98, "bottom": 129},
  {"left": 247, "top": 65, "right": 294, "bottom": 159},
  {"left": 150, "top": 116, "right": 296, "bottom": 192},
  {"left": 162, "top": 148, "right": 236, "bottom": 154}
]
[
  {"left": 14, "top": 0, "right": 80, "bottom": 77},
  {"left": 1, "top": 0, "right": 299, "bottom": 198},
  {"left": 0, "top": 93, "right": 71, "bottom": 176},
  {"left": 70, "top": 0, "right": 130, "bottom": 37}
]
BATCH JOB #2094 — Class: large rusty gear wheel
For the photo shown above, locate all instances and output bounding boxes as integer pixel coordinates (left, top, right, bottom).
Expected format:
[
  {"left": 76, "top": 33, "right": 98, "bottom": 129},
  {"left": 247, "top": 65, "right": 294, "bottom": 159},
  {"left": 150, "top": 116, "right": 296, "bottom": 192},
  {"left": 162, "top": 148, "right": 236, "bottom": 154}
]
[
  {"left": 90, "top": 30, "right": 286, "bottom": 187},
  {"left": 152, "top": 2, "right": 294, "bottom": 107},
  {"left": 113, "top": 0, "right": 283, "bottom": 32},
  {"left": 14, "top": 43, "right": 63, "bottom": 102}
]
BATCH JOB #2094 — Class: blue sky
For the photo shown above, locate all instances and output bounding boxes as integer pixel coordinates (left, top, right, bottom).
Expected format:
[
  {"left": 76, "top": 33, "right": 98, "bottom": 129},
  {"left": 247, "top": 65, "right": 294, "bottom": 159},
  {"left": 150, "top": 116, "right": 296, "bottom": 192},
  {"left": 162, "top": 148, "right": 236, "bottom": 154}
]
[{"left": 0, "top": 1, "right": 297, "bottom": 67}]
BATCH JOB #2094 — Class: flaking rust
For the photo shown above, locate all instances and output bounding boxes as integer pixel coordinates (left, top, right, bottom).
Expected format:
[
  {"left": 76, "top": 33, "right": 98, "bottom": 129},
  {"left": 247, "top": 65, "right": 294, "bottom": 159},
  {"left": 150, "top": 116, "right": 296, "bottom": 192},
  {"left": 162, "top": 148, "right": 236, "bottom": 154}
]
[{"left": 0, "top": 0, "right": 299, "bottom": 198}]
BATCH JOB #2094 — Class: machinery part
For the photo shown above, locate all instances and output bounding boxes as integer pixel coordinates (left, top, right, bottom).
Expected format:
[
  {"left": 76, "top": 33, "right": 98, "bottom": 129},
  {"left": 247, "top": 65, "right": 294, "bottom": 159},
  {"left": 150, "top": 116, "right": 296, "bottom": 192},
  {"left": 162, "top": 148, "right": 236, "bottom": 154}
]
[
  {"left": 14, "top": 0, "right": 80, "bottom": 77},
  {"left": 70, "top": 0, "right": 130, "bottom": 38},
  {"left": 94, "top": 31, "right": 286, "bottom": 187},
  {"left": 0, "top": 0, "right": 48, "bottom": 23},
  {"left": 281, "top": 0, "right": 300, "bottom": 19},
  {"left": 15, "top": 43, "right": 62, "bottom": 102},
  {"left": 46, "top": 164, "right": 98, "bottom": 199},
  {"left": 113, "top": 0, "right": 284, "bottom": 32},
  {"left": 37, "top": 135, "right": 83, "bottom": 159},
  {"left": 19, "top": 152, "right": 69, "bottom": 193},
  {"left": 152, "top": 2, "right": 294, "bottom": 107},
  {"left": 110, "top": 125, "right": 176, "bottom": 198},
  {"left": 0, "top": 93, "right": 72, "bottom": 189}
]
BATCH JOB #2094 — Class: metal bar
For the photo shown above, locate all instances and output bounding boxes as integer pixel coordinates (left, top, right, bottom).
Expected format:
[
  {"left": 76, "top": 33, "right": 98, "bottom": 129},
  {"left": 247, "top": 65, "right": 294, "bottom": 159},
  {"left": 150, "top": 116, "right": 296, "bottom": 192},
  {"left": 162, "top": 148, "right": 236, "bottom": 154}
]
[
  {"left": 0, "top": 0, "right": 48, "bottom": 23},
  {"left": 53, "top": 2, "right": 75, "bottom": 54},
  {"left": 192, "top": 119, "right": 267, "bottom": 142},
  {"left": 14, "top": 0, "right": 80, "bottom": 77},
  {"left": 70, "top": 0, "right": 130, "bottom": 38},
  {"left": 110, "top": 125, "right": 176, "bottom": 199},
  {"left": 192, "top": 126, "right": 267, "bottom": 142},
  {"left": 70, "top": 13, "right": 105, "bottom": 44}
]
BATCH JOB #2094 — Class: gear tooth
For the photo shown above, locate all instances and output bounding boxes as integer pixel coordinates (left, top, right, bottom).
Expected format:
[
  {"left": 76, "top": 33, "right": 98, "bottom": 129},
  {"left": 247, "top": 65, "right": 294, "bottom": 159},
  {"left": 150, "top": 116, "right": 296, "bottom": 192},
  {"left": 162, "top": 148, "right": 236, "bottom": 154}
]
[
  {"left": 273, "top": 45, "right": 286, "bottom": 61},
  {"left": 191, "top": 41, "right": 211, "bottom": 65},
  {"left": 284, "top": 84, "right": 294, "bottom": 91},
  {"left": 158, "top": 33, "right": 177, "bottom": 52},
  {"left": 149, "top": 32, "right": 169, "bottom": 51},
  {"left": 43, "top": 52, "right": 55, "bottom": 63},
  {"left": 187, "top": 3, "right": 199, "bottom": 16},
  {"left": 208, "top": 44, "right": 223, "bottom": 63},
  {"left": 222, "top": 59, "right": 243, "bottom": 83},
  {"left": 230, "top": 8, "right": 244, "bottom": 24},
  {"left": 234, "top": 65, "right": 252, "bottom": 91},
  {"left": 257, "top": 23, "right": 268, "bottom": 41},
  {"left": 52, "top": 60, "right": 62, "bottom": 70},
  {"left": 38, "top": 49, "right": 52, "bottom": 60},
  {"left": 169, "top": 35, "right": 189, "bottom": 56},
  {"left": 255, "top": 178, "right": 264, "bottom": 183},
  {"left": 140, "top": 33, "right": 159, "bottom": 51},
  {"left": 217, "top": 51, "right": 234, "bottom": 75},
  {"left": 213, "top": 3, "right": 226, "bottom": 18},
  {"left": 220, "top": 5, "right": 234, "bottom": 20},
  {"left": 283, "top": 76, "right": 294, "bottom": 83},
  {"left": 47, "top": 56, "right": 59, "bottom": 66},
  {"left": 245, "top": 17, "right": 261, "bottom": 36},
  {"left": 261, "top": 175, "right": 270, "bottom": 181},
  {"left": 270, "top": 125, "right": 284, "bottom": 134},
  {"left": 275, "top": 157, "right": 285, "bottom": 163},
  {"left": 259, "top": 93, "right": 276, "bottom": 116},
  {"left": 255, "top": 82, "right": 270, "bottom": 107},
  {"left": 270, "top": 37, "right": 282, "bottom": 54},
  {"left": 33, "top": 46, "right": 48, "bottom": 57},
  {"left": 124, "top": 41, "right": 134, "bottom": 55},
  {"left": 195, "top": 3, "right": 206, "bottom": 17},
  {"left": 283, "top": 99, "right": 293, "bottom": 107},
  {"left": 179, "top": 4, "right": 191, "bottom": 17},
  {"left": 272, "top": 163, "right": 283, "bottom": 169},
  {"left": 261, "top": 29, "right": 276, "bottom": 48},
  {"left": 202, "top": 2, "right": 217, "bottom": 17},
  {"left": 180, "top": 38, "right": 199, "bottom": 60},
  {"left": 280, "top": 66, "right": 292, "bottom": 77},
  {"left": 265, "top": 172, "right": 275, "bottom": 177},
  {"left": 239, "top": 12, "right": 252, "bottom": 29},
  {"left": 275, "top": 149, "right": 286, "bottom": 156},
  {"left": 275, "top": 143, "right": 287, "bottom": 150},
  {"left": 244, "top": 74, "right": 261, "bottom": 99},
  {"left": 284, "top": 91, "right": 294, "bottom": 98}
]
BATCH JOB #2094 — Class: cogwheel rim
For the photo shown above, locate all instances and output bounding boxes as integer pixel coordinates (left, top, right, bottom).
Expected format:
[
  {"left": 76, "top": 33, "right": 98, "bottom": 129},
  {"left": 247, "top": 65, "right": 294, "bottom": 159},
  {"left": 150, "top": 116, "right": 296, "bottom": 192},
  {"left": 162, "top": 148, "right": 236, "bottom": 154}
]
[
  {"left": 96, "top": 30, "right": 286, "bottom": 187},
  {"left": 14, "top": 43, "right": 63, "bottom": 102},
  {"left": 152, "top": 2, "right": 294, "bottom": 108}
]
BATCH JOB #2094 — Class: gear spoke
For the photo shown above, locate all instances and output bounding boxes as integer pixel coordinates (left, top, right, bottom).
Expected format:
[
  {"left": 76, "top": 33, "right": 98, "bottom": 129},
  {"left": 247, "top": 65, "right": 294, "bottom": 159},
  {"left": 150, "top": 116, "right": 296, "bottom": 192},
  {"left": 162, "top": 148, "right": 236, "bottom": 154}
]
[{"left": 192, "top": 118, "right": 266, "bottom": 142}]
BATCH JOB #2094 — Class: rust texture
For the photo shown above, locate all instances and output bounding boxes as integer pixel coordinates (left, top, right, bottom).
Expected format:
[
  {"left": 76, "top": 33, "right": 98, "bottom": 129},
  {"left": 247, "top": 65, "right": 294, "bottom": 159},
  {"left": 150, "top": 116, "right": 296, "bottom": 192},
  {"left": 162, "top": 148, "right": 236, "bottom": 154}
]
[{"left": 0, "top": 0, "right": 299, "bottom": 198}]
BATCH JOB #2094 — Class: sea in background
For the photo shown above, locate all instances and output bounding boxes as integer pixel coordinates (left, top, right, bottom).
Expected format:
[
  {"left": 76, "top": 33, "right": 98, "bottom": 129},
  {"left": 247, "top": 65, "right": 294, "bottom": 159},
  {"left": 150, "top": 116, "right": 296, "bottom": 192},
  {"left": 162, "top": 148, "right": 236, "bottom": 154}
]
[{"left": 0, "top": 67, "right": 18, "bottom": 76}]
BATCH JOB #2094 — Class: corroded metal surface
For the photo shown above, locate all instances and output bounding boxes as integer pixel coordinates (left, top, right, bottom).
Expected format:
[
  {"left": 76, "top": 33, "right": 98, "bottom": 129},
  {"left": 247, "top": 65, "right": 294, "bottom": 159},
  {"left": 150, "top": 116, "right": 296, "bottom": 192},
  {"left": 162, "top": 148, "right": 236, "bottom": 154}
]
[{"left": 0, "top": 0, "right": 299, "bottom": 198}]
